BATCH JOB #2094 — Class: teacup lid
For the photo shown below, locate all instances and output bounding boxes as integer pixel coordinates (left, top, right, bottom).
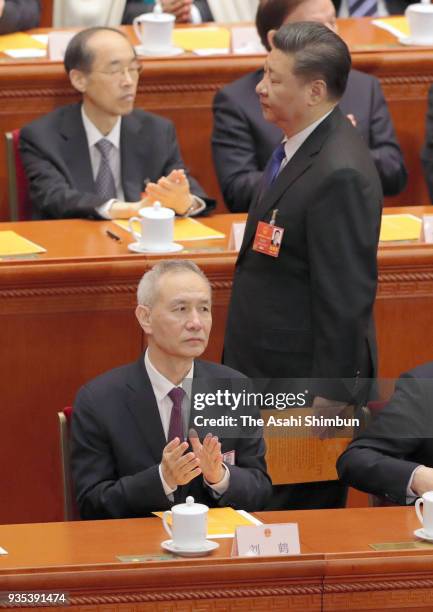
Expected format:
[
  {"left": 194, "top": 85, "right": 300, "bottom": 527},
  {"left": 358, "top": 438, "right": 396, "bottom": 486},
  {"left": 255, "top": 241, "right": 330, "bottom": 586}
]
[
  {"left": 407, "top": 0, "right": 433, "bottom": 12},
  {"left": 172, "top": 496, "right": 208, "bottom": 515},
  {"left": 139, "top": 202, "right": 174, "bottom": 219}
]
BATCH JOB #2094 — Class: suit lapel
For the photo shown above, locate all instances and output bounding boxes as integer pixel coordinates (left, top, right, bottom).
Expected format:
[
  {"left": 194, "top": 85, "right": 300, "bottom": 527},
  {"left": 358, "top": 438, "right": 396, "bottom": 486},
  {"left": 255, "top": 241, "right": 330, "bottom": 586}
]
[
  {"left": 124, "top": 355, "right": 167, "bottom": 465},
  {"left": 238, "top": 108, "right": 341, "bottom": 259},
  {"left": 120, "top": 113, "right": 147, "bottom": 202},
  {"left": 59, "top": 104, "right": 95, "bottom": 193}
]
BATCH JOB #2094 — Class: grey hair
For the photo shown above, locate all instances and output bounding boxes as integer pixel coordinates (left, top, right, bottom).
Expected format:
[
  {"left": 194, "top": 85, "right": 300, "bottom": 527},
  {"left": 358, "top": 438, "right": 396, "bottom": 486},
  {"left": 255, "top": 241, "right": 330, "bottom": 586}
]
[
  {"left": 273, "top": 21, "right": 351, "bottom": 101},
  {"left": 137, "top": 260, "right": 211, "bottom": 306}
]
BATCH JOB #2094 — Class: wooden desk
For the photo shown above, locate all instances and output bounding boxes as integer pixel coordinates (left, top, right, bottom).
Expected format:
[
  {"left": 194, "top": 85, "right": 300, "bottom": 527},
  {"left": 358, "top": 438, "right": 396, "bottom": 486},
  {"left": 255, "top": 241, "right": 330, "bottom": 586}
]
[
  {"left": 1, "top": 209, "right": 433, "bottom": 524},
  {"left": 0, "top": 507, "right": 431, "bottom": 611},
  {"left": 0, "top": 19, "right": 432, "bottom": 221}
]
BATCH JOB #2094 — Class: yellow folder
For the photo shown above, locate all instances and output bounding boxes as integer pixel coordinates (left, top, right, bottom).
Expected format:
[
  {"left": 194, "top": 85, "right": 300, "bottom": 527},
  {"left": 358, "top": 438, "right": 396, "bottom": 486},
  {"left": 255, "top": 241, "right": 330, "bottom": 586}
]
[
  {"left": 0, "top": 231, "right": 46, "bottom": 257},
  {"left": 115, "top": 217, "right": 225, "bottom": 241},
  {"left": 154, "top": 507, "right": 260, "bottom": 537},
  {"left": 172, "top": 27, "right": 230, "bottom": 51},
  {"left": 0, "top": 32, "right": 46, "bottom": 52},
  {"left": 373, "top": 16, "right": 411, "bottom": 38},
  {"left": 379, "top": 214, "right": 422, "bottom": 242}
]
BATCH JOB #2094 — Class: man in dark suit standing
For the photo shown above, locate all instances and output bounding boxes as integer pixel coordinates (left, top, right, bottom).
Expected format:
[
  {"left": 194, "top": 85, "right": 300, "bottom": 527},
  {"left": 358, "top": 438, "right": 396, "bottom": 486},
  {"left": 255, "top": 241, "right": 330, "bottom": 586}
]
[
  {"left": 72, "top": 260, "right": 272, "bottom": 519},
  {"left": 0, "top": 0, "right": 40, "bottom": 34},
  {"left": 123, "top": 0, "right": 213, "bottom": 24},
  {"left": 20, "top": 27, "right": 212, "bottom": 219},
  {"left": 223, "top": 21, "right": 382, "bottom": 509},
  {"left": 212, "top": 0, "right": 406, "bottom": 213},
  {"left": 338, "top": 362, "right": 433, "bottom": 505}
]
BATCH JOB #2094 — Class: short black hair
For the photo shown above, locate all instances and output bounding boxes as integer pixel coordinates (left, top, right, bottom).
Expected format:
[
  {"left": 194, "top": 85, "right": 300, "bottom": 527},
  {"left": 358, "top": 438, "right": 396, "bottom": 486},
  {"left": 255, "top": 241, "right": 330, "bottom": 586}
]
[
  {"left": 273, "top": 21, "right": 351, "bottom": 100},
  {"left": 64, "top": 27, "right": 130, "bottom": 74},
  {"left": 256, "top": 0, "right": 306, "bottom": 51}
]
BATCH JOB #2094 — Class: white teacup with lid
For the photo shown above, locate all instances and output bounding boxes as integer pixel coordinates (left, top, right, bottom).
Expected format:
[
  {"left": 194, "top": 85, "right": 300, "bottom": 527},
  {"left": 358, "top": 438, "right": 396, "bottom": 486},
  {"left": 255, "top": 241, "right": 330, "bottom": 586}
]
[
  {"left": 415, "top": 490, "right": 433, "bottom": 537},
  {"left": 405, "top": 0, "right": 433, "bottom": 45},
  {"left": 128, "top": 202, "right": 183, "bottom": 253},
  {"left": 133, "top": 2, "right": 177, "bottom": 55},
  {"left": 163, "top": 496, "right": 208, "bottom": 550}
]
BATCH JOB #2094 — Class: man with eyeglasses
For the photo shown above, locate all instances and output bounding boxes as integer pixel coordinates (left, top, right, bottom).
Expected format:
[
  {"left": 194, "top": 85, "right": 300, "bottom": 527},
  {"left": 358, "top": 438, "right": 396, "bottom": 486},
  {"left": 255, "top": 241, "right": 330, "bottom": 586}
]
[{"left": 19, "top": 27, "right": 213, "bottom": 219}]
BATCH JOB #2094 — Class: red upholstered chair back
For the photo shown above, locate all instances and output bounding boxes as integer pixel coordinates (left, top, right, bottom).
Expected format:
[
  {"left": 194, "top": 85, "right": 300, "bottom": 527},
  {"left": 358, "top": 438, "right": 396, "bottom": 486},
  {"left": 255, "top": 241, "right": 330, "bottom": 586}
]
[
  {"left": 5, "top": 129, "right": 31, "bottom": 220},
  {"left": 58, "top": 406, "right": 80, "bottom": 520}
]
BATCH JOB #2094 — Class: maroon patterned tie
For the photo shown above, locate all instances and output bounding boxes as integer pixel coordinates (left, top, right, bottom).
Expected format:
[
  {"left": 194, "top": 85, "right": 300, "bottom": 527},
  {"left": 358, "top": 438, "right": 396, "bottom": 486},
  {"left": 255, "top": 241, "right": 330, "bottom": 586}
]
[{"left": 167, "top": 387, "right": 185, "bottom": 442}]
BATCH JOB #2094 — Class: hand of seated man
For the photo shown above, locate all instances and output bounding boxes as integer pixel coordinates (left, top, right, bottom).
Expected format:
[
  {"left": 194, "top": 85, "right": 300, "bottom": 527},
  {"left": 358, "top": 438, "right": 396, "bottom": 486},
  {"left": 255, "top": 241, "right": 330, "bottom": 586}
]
[
  {"left": 161, "top": 438, "right": 202, "bottom": 489},
  {"left": 412, "top": 466, "right": 433, "bottom": 497},
  {"left": 109, "top": 200, "right": 147, "bottom": 219},
  {"left": 190, "top": 432, "right": 225, "bottom": 485},
  {"left": 161, "top": 0, "right": 193, "bottom": 22},
  {"left": 145, "top": 169, "right": 193, "bottom": 216}
]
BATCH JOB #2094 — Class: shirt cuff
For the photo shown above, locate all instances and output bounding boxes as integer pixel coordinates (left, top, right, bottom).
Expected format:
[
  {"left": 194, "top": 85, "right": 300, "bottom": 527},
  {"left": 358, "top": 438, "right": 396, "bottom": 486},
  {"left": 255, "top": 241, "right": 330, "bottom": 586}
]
[
  {"left": 407, "top": 464, "right": 424, "bottom": 503},
  {"left": 96, "top": 199, "right": 117, "bottom": 219},
  {"left": 180, "top": 196, "right": 206, "bottom": 217},
  {"left": 190, "top": 5, "right": 202, "bottom": 23},
  {"left": 204, "top": 463, "right": 230, "bottom": 497},
  {"left": 159, "top": 463, "right": 177, "bottom": 498}
]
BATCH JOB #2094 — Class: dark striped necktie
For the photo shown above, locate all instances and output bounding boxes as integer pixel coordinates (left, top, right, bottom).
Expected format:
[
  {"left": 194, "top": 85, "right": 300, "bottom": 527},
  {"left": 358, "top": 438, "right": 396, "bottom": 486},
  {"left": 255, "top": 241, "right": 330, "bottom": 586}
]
[
  {"left": 348, "top": 0, "right": 378, "bottom": 17},
  {"left": 95, "top": 138, "right": 117, "bottom": 200}
]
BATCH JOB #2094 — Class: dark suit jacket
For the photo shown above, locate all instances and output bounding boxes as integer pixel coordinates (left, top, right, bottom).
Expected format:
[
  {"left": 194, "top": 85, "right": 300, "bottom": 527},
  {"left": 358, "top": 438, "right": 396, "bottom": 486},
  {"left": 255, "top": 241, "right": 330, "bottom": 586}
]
[
  {"left": 71, "top": 356, "right": 272, "bottom": 519},
  {"left": 0, "top": 0, "right": 40, "bottom": 34},
  {"left": 20, "top": 103, "right": 213, "bottom": 219},
  {"left": 212, "top": 69, "right": 407, "bottom": 212},
  {"left": 123, "top": 0, "right": 213, "bottom": 23},
  {"left": 337, "top": 362, "right": 433, "bottom": 505},
  {"left": 422, "top": 84, "right": 433, "bottom": 204},
  {"left": 223, "top": 108, "right": 382, "bottom": 401}
]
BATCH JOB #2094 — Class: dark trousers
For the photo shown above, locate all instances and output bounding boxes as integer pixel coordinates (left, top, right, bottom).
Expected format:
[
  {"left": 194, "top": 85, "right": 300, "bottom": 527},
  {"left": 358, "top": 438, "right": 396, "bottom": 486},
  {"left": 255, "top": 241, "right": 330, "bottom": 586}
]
[{"left": 265, "top": 480, "right": 348, "bottom": 511}]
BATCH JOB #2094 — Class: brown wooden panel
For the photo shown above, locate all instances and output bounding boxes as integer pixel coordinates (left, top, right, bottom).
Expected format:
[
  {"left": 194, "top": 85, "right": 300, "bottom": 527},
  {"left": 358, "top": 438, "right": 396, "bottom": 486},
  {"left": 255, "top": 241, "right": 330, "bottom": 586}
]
[{"left": 40, "top": 0, "right": 53, "bottom": 27}]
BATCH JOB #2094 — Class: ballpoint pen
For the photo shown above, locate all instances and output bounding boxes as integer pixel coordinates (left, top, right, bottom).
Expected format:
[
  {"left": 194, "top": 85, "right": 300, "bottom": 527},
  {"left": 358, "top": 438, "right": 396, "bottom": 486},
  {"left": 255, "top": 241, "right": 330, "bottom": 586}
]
[{"left": 106, "top": 229, "right": 122, "bottom": 243}]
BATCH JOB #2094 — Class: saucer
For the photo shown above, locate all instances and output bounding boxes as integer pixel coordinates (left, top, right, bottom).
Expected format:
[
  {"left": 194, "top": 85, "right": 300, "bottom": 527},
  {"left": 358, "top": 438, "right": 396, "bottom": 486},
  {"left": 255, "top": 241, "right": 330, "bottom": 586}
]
[
  {"left": 161, "top": 539, "right": 219, "bottom": 557},
  {"left": 134, "top": 45, "right": 184, "bottom": 57},
  {"left": 128, "top": 241, "right": 183, "bottom": 254},
  {"left": 399, "top": 35, "right": 433, "bottom": 47},
  {"left": 414, "top": 528, "right": 433, "bottom": 542}
]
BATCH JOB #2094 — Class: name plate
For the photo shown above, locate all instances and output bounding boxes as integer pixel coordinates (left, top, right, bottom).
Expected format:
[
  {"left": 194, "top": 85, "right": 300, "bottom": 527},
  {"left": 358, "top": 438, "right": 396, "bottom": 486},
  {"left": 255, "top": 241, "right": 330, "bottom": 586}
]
[
  {"left": 232, "top": 523, "right": 300, "bottom": 557},
  {"left": 48, "top": 32, "right": 75, "bottom": 61},
  {"left": 228, "top": 222, "right": 246, "bottom": 251}
]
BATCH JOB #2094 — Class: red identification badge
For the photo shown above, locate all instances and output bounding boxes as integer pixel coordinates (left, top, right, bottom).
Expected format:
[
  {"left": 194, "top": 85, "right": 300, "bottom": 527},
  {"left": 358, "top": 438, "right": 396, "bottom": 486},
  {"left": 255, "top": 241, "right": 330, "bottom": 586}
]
[{"left": 252, "top": 221, "right": 284, "bottom": 258}]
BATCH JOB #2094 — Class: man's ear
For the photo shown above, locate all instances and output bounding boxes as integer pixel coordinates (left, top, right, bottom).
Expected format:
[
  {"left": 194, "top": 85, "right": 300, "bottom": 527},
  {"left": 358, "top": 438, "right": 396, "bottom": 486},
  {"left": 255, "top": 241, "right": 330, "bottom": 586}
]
[
  {"left": 135, "top": 304, "right": 152, "bottom": 335},
  {"left": 69, "top": 68, "right": 88, "bottom": 94},
  {"left": 267, "top": 29, "right": 277, "bottom": 49},
  {"left": 309, "top": 79, "right": 328, "bottom": 106}
]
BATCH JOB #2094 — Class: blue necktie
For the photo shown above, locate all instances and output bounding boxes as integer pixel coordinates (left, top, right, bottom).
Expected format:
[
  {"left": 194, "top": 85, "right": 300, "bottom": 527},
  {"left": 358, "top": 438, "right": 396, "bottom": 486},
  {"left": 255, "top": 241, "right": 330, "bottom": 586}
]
[
  {"left": 95, "top": 139, "right": 117, "bottom": 201},
  {"left": 261, "top": 142, "right": 286, "bottom": 191}
]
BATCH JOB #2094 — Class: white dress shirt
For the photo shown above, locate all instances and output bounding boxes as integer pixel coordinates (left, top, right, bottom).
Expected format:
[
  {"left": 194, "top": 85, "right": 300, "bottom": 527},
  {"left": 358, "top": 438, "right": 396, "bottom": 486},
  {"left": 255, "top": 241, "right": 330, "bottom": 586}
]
[
  {"left": 144, "top": 351, "right": 229, "bottom": 498},
  {"left": 278, "top": 108, "right": 334, "bottom": 174}
]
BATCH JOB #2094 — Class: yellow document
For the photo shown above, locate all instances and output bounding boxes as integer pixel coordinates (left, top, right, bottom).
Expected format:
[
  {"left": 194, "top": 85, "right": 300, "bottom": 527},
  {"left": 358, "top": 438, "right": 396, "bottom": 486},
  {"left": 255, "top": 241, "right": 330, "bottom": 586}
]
[
  {"left": 172, "top": 27, "right": 230, "bottom": 51},
  {"left": 372, "top": 16, "right": 410, "bottom": 38},
  {"left": 0, "top": 231, "right": 46, "bottom": 257},
  {"left": 380, "top": 214, "right": 422, "bottom": 242},
  {"left": 0, "top": 32, "right": 46, "bottom": 52},
  {"left": 154, "top": 507, "right": 261, "bottom": 537},
  {"left": 115, "top": 218, "right": 225, "bottom": 241}
]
